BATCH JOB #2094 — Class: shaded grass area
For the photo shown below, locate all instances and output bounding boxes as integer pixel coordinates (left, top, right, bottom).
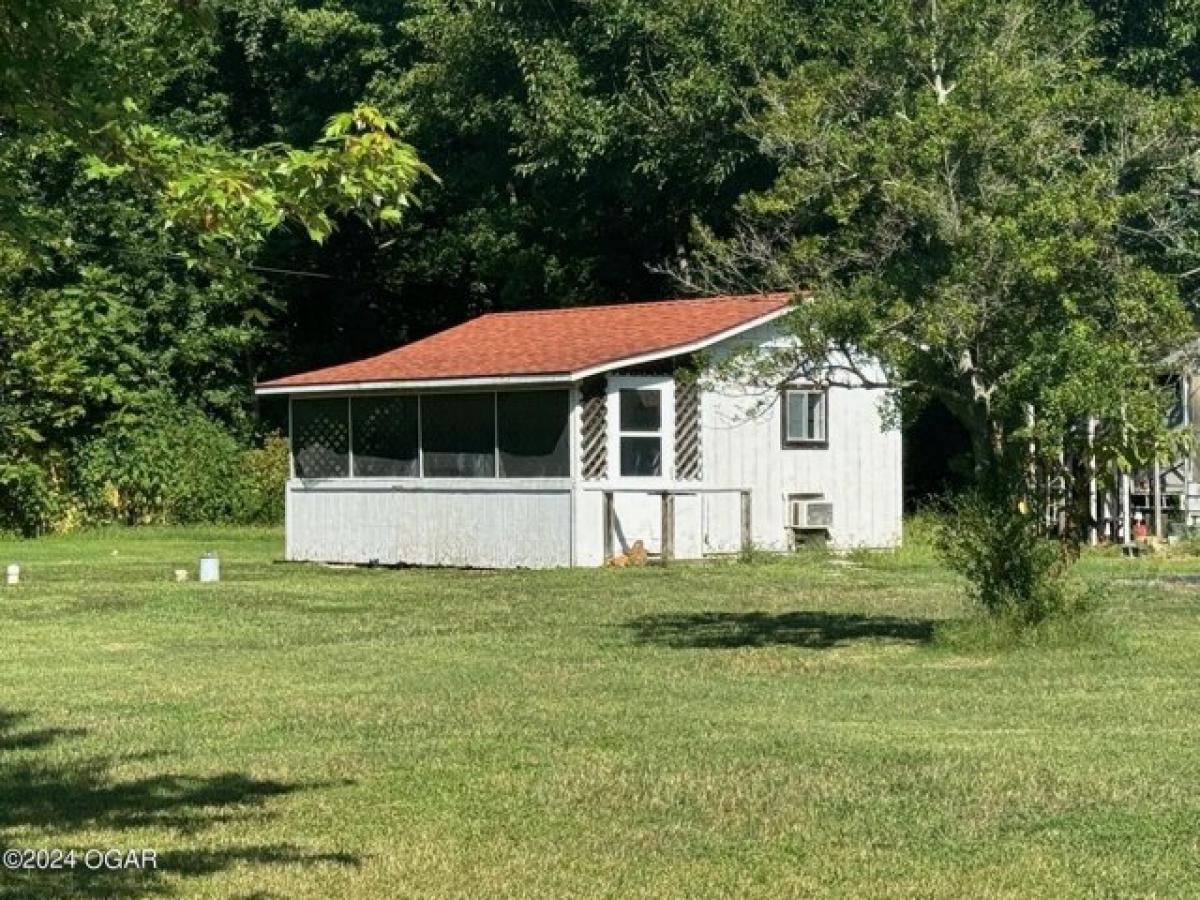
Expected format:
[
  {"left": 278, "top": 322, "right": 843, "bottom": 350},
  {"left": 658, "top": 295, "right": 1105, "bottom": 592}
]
[
  {"left": 629, "top": 610, "right": 935, "bottom": 649},
  {"left": 0, "top": 527, "right": 1198, "bottom": 897}
]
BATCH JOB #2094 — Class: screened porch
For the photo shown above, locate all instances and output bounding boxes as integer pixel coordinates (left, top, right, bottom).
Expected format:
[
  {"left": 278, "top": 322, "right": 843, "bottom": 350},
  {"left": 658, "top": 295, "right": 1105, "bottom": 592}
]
[{"left": 289, "top": 389, "right": 572, "bottom": 481}]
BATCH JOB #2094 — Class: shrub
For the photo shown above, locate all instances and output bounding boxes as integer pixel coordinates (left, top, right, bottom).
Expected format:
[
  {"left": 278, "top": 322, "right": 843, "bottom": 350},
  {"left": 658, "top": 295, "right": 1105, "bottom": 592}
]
[
  {"left": 73, "top": 399, "right": 245, "bottom": 526},
  {"left": 934, "top": 490, "right": 1073, "bottom": 626},
  {"left": 0, "top": 459, "right": 65, "bottom": 536},
  {"left": 233, "top": 434, "right": 288, "bottom": 526}
]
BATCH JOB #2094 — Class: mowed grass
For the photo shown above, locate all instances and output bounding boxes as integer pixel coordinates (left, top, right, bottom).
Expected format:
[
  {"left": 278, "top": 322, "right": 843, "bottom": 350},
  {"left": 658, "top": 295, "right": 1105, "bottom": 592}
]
[{"left": 1, "top": 528, "right": 1199, "bottom": 899}]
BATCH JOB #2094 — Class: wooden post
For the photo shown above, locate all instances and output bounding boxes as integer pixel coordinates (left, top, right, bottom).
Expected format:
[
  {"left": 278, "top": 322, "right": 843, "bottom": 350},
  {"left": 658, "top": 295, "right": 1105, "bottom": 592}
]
[
  {"left": 1120, "top": 471, "right": 1131, "bottom": 543},
  {"left": 603, "top": 491, "right": 614, "bottom": 562},
  {"left": 740, "top": 490, "right": 752, "bottom": 555},
  {"left": 1186, "top": 374, "right": 1196, "bottom": 530},
  {"left": 1087, "top": 417, "right": 1098, "bottom": 546},
  {"left": 660, "top": 492, "right": 675, "bottom": 563},
  {"left": 1153, "top": 460, "right": 1163, "bottom": 539}
]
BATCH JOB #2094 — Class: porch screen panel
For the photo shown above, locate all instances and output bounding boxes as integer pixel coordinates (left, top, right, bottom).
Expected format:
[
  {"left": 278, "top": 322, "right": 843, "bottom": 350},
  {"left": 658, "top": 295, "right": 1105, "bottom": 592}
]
[
  {"left": 498, "top": 390, "right": 569, "bottom": 477},
  {"left": 292, "top": 397, "right": 349, "bottom": 478},
  {"left": 421, "top": 393, "right": 496, "bottom": 477},
  {"left": 352, "top": 396, "right": 418, "bottom": 476}
]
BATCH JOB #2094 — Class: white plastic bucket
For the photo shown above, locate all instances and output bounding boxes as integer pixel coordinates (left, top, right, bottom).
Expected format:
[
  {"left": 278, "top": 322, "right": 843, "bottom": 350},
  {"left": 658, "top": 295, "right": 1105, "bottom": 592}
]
[{"left": 199, "top": 554, "right": 220, "bottom": 583}]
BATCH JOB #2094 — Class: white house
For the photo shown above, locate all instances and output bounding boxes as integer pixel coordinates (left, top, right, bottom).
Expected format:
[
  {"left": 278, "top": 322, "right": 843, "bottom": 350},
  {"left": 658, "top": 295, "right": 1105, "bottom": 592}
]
[{"left": 255, "top": 293, "right": 902, "bottom": 568}]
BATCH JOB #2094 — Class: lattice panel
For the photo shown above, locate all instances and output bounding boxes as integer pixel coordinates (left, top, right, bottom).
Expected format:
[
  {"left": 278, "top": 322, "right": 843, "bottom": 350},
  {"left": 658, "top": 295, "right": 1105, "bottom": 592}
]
[
  {"left": 352, "top": 397, "right": 417, "bottom": 476},
  {"left": 580, "top": 378, "right": 608, "bottom": 480},
  {"left": 674, "top": 378, "right": 702, "bottom": 480},
  {"left": 292, "top": 399, "right": 349, "bottom": 478}
]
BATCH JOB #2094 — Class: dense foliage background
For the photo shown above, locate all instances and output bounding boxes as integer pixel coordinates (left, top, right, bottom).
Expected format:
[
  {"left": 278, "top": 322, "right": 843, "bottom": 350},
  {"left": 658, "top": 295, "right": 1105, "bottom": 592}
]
[{"left": 1, "top": 0, "right": 1197, "bottom": 535}]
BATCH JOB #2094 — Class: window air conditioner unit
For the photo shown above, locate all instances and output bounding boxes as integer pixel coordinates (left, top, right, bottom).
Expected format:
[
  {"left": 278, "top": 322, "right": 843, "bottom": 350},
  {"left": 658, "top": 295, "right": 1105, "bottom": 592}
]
[{"left": 788, "top": 498, "right": 834, "bottom": 531}]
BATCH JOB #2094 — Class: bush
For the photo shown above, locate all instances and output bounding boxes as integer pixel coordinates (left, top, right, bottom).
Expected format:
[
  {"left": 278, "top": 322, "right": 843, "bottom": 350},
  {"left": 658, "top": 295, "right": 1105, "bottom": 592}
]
[
  {"left": 73, "top": 401, "right": 243, "bottom": 525},
  {"left": 0, "top": 459, "right": 65, "bottom": 536},
  {"left": 72, "top": 399, "right": 287, "bottom": 528},
  {"left": 934, "top": 490, "right": 1073, "bottom": 626},
  {"left": 233, "top": 434, "right": 288, "bottom": 526}
]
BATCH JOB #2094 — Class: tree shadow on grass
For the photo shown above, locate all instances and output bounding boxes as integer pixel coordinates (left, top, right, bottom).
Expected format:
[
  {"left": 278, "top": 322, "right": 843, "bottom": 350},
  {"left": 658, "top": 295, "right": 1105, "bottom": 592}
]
[
  {"left": 627, "top": 610, "right": 936, "bottom": 649},
  {"left": 0, "top": 711, "right": 359, "bottom": 899},
  {"left": 0, "top": 711, "right": 86, "bottom": 753}
]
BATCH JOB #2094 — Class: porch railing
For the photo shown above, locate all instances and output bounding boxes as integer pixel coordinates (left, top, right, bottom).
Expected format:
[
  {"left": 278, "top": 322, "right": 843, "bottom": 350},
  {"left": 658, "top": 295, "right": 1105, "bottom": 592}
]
[{"left": 595, "top": 487, "right": 752, "bottom": 562}]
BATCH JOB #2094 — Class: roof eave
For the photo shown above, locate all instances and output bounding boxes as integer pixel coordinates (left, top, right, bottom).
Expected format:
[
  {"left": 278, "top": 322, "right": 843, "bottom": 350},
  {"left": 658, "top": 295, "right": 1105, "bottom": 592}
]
[
  {"left": 567, "top": 304, "right": 793, "bottom": 380},
  {"left": 254, "top": 372, "right": 572, "bottom": 396}
]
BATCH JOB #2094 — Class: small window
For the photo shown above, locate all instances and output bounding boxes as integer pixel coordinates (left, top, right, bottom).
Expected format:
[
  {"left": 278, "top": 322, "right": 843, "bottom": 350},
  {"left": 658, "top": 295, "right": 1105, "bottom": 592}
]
[
  {"left": 784, "top": 389, "right": 827, "bottom": 444},
  {"left": 421, "top": 393, "right": 496, "bottom": 477},
  {"left": 352, "top": 396, "right": 418, "bottom": 477},
  {"left": 292, "top": 397, "right": 350, "bottom": 478},
  {"left": 498, "top": 390, "right": 570, "bottom": 477},
  {"left": 619, "top": 389, "right": 662, "bottom": 476}
]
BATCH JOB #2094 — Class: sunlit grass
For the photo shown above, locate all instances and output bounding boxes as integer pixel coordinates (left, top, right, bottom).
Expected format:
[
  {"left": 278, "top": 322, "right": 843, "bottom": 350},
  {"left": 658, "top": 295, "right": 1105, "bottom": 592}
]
[{"left": 0, "top": 527, "right": 1197, "bottom": 898}]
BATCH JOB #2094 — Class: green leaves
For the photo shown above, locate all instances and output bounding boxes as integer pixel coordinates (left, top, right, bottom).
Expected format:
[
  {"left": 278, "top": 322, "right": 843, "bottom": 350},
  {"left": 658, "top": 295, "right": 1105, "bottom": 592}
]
[
  {"left": 76, "top": 102, "right": 434, "bottom": 256},
  {"left": 692, "top": 0, "right": 1200, "bottom": 555}
]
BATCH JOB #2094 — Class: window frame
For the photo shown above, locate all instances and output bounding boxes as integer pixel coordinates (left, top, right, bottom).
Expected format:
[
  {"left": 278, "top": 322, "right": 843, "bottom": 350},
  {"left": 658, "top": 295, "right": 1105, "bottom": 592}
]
[
  {"left": 609, "top": 376, "right": 674, "bottom": 481},
  {"left": 782, "top": 387, "right": 829, "bottom": 447}
]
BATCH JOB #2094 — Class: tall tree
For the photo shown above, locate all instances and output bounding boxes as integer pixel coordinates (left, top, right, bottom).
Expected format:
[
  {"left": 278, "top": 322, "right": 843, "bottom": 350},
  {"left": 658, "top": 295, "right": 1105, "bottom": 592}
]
[
  {"left": 682, "top": 0, "right": 1200, "bottom": 616},
  {"left": 197, "top": 0, "right": 808, "bottom": 375},
  {"left": 1088, "top": 0, "right": 1200, "bottom": 90},
  {"left": 0, "top": 0, "right": 431, "bottom": 533}
]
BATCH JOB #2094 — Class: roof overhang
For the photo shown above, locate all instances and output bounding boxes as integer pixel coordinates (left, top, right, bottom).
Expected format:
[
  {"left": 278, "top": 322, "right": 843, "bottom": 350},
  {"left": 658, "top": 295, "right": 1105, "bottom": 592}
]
[
  {"left": 566, "top": 304, "right": 793, "bottom": 380},
  {"left": 255, "top": 373, "right": 570, "bottom": 397},
  {"left": 254, "top": 303, "right": 793, "bottom": 397}
]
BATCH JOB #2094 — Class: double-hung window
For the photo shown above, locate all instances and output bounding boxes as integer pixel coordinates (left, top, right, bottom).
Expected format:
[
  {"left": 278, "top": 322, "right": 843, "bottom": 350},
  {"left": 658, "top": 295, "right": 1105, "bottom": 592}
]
[
  {"left": 619, "top": 388, "right": 663, "bottom": 476},
  {"left": 784, "top": 388, "right": 828, "bottom": 445}
]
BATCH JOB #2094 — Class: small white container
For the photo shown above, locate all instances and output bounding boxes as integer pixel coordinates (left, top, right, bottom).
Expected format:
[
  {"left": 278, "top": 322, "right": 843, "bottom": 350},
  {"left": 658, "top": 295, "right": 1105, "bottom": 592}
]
[
  {"left": 174, "top": 569, "right": 189, "bottom": 583},
  {"left": 198, "top": 553, "right": 220, "bottom": 583},
  {"left": 5, "top": 564, "right": 19, "bottom": 586}
]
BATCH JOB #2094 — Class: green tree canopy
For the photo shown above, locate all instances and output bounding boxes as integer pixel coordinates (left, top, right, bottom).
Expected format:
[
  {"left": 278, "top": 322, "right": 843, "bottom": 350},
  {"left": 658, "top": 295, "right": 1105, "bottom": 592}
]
[
  {"left": 0, "top": 0, "right": 431, "bottom": 533},
  {"left": 683, "top": 0, "right": 1200, "bottom": 612}
]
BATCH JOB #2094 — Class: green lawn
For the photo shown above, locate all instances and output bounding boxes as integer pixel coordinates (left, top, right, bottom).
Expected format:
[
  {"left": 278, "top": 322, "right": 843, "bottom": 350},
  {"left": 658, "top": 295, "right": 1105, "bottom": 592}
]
[{"left": 1, "top": 528, "right": 1198, "bottom": 899}]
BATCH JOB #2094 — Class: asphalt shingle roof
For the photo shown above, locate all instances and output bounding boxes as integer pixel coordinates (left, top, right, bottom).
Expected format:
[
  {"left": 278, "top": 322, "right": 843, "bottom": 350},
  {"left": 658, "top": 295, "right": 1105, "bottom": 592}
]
[{"left": 258, "top": 293, "right": 792, "bottom": 388}]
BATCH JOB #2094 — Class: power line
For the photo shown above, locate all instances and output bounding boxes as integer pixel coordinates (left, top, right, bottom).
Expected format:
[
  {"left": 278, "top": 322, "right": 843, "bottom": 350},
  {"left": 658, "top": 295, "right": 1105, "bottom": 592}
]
[
  {"left": 68, "top": 240, "right": 355, "bottom": 282},
  {"left": 246, "top": 264, "right": 336, "bottom": 280}
]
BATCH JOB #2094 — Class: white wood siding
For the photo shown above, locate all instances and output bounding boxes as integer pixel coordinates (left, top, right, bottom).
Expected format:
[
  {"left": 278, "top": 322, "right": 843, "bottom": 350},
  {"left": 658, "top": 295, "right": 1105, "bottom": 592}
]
[
  {"left": 702, "top": 383, "right": 901, "bottom": 550},
  {"left": 281, "top": 319, "right": 902, "bottom": 568},
  {"left": 287, "top": 480, "right": 573, "bottom": 568}
]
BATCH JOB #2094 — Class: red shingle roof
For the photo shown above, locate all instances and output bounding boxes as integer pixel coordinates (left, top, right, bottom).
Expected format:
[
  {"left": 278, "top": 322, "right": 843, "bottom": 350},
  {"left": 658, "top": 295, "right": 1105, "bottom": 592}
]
[{"left": 258, "top": 293, "right": 792, "bottom": 390}]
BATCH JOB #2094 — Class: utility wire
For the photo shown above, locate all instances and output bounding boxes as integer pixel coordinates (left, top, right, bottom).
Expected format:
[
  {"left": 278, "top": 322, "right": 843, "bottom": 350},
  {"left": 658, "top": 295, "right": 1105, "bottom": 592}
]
[{"left": 67, "top": 239, "right": 366, "bottom": 283}]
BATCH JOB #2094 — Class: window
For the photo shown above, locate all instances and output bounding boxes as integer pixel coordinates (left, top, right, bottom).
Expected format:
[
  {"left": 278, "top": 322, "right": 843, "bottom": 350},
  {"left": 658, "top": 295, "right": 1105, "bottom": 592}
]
[
  {"left": 498, "top": 390, "right": 569, "bottom": 477},
  {"left": 619, "top": 388, "right": 662, "bottom": 476},
  {"left": 292, "top": 397, "right": 350, "bottom": 478},
  {"left": 421, "top": 393, "right": 496, "bottom": 477},
  {"left": 784, "top": 389, "right": 827, "bottom": 444},
  {"left": 352, "top": 396, "right": 418, "bottom": 477}
]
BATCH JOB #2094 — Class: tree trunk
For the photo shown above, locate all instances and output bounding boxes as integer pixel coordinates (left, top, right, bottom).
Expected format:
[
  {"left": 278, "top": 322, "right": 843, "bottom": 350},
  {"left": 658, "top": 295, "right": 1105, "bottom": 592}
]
[{"left": 935, "top": 388, "right": 997, "bottom": 481}]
